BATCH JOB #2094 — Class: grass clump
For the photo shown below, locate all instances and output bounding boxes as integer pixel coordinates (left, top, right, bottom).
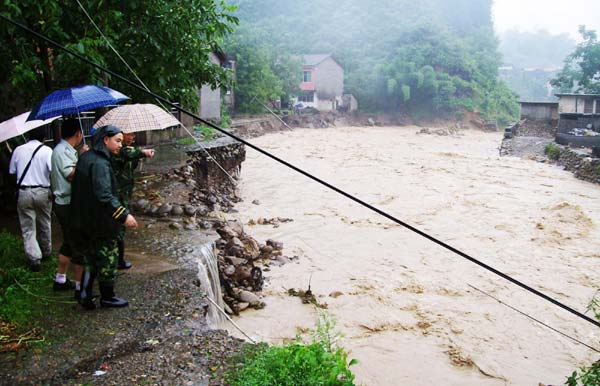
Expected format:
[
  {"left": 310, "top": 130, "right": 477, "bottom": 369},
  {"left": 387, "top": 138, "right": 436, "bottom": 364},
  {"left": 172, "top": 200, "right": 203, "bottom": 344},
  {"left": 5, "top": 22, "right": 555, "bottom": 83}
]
[
  {"left": 176, "top": 137, "right": 196, "bottom": 145},
  {"left": 0, "top": 230, "right": 62, "bottom": 351},
  {"left": 564, "top": 292, "right": 600, "bottom": 386},
  {"left": 193, "top": 125, "right": 217, "bottom": 141},
  {"left": 544, "top": 143, "right": 561, "bottom": 160},
  {"left": 226, "top": 312, "right": 357, "bottom": 386}
]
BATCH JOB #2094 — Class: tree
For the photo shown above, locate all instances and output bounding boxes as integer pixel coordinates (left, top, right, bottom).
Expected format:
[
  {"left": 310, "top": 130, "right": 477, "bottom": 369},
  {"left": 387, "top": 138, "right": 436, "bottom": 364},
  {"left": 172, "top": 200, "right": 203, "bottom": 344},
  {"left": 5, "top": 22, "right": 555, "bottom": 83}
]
[
  {"left": 0, "top": 0, "right": 238, "bottom": 121},
  {"left": 551, "top": 26, "right": 600, "bottom": 94},
  {"left": 223, "top": 27, "right": 299, "bottom": 113}
]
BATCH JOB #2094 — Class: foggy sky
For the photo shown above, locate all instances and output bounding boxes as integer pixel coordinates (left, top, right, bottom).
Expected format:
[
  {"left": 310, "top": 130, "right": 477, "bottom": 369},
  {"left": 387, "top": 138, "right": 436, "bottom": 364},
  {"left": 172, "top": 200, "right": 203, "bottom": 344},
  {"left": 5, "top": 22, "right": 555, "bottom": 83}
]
[{"left": 493, "top": 0, "right": 600, "bottom": 39}]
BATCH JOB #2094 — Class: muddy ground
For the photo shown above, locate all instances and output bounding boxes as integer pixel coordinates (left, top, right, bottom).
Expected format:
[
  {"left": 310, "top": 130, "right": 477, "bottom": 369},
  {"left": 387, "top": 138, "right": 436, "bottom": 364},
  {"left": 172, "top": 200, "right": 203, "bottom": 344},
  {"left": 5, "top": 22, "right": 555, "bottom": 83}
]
[{"left": 0, "top": 142, "right": 247, "bottom": 386}]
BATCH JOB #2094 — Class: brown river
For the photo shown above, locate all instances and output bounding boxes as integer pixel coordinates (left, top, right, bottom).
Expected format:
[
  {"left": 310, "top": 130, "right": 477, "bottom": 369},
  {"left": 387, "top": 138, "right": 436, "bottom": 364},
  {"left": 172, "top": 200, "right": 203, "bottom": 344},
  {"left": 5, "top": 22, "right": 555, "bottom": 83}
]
[{"left": 225, "top": 126, "right": 600, "bottom": 385}]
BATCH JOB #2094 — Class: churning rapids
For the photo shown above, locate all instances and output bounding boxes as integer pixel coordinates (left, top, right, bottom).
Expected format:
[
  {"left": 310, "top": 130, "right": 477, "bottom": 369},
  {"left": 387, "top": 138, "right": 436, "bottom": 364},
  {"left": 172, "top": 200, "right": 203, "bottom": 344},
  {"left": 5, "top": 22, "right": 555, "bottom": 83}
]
[{"left": 223, "top": 126, "right": 600, "bottom": 385}]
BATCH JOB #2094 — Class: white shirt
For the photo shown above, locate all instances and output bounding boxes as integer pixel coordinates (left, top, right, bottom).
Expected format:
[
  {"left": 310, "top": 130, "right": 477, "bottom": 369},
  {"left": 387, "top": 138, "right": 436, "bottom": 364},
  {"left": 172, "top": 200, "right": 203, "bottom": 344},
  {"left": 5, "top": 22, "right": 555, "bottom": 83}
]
[{"left": 9, "top": 140, "right": 53, "bottom": 187}]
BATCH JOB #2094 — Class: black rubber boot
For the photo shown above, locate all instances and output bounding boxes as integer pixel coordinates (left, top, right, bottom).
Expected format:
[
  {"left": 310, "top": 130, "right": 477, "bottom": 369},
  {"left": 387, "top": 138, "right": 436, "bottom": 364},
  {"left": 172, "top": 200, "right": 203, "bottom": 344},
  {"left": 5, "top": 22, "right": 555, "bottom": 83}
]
[
  {"left": 78, "top": 270, "right": 96, "bottom": 310},
  {"left": 99, "top": 283, "right": 129, "bottom": 308},
  {"left": 117, "top": 239, "right": 132, "bottom": 270}
]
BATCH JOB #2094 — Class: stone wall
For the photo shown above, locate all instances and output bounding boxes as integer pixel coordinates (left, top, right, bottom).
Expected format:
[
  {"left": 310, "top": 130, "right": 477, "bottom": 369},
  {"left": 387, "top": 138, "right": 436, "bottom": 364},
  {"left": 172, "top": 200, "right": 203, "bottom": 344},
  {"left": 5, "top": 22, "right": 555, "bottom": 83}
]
[
  {"left": 511, "top": 119, "right": 556, "bottom": 138},
  {"left": 554, "top": 146, "right": 600, "bottom": 184},
  {"left": 186, "top": 137, "right": 246, "bottom": 192}
]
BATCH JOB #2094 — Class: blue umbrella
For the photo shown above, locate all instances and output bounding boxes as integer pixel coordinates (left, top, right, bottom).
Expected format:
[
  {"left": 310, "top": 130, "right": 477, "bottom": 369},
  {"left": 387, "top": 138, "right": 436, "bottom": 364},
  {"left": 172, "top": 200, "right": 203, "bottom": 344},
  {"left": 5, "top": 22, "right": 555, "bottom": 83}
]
[{"left": 28, "top": 84, "right": 129, "bottom": 121}]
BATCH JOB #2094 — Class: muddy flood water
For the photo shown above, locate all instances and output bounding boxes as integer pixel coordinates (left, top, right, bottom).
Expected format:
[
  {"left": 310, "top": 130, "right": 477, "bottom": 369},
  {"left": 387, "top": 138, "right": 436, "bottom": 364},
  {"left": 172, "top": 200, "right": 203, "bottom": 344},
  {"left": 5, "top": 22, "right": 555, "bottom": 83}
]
[{"left": 225, "top": 126, "right": 600, "bottom": 385}]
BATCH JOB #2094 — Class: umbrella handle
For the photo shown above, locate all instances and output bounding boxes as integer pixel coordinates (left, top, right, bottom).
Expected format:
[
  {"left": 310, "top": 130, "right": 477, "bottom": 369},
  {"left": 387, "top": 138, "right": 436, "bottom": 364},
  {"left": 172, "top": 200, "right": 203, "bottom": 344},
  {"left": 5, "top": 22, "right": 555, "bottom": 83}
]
[{"left": 76, "top": 110, "right": 86, "bottom": 145}]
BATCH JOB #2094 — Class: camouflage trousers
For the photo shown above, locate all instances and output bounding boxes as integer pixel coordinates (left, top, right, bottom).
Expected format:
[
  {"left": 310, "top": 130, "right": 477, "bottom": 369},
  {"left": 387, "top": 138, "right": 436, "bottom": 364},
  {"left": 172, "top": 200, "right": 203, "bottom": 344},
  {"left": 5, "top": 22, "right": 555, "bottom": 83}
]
[{"left": 85, "top": 238, "right": 119, "bottom": 285}]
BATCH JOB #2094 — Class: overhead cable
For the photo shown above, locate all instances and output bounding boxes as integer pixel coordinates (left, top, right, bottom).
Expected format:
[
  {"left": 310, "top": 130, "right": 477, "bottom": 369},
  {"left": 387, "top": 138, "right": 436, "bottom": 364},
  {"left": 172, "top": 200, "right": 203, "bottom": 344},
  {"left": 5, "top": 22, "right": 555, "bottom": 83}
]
[
  {"left": 2, "top": 14, "right": 599, "bottom": 330},
  {"left": 74, "top": 0, "right": 238, "bottom": 185}
]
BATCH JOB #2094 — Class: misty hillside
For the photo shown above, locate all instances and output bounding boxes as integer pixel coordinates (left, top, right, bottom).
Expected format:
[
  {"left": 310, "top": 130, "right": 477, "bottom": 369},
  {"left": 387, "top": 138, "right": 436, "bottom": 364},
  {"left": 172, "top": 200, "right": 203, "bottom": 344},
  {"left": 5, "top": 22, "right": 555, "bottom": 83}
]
[
  {"left": 498, "top": 30, "right": 575, "bottom": 102},
  {"left": 499, "top": 30, "right": 575, "bottom": 70},
  {"left": 227, "top": 0, "right": 518, "bottom": 123}
]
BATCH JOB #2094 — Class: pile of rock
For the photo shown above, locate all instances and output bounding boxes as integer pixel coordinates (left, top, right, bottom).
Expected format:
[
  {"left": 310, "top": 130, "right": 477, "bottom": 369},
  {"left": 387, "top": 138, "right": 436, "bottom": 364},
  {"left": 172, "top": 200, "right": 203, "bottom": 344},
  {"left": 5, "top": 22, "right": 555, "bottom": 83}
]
[
  {"left": 130, "top": 199, "right": 211, "bottom": 230},
  {"left": 555, "top": 147, "right": 600, "bottom": 184},
  {"left": 214, "top": 219, "right": 287, "bottom": 314}
]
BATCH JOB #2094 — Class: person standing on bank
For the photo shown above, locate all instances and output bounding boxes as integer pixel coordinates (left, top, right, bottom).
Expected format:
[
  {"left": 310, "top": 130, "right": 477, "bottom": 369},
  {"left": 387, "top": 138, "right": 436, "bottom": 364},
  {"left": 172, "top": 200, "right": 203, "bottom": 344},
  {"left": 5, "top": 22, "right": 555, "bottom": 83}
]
[
  {"left": 8, "top": 127, "right": 53, "bottom": 272},
  {"left": 50, "top": 119, "right": 88, "bottom": 292},
  {"left": 112, "top": 132, "right": 155, "bottom": 269},
  {"left": 70, "top": 125, "right": 138, "bottom": 309}
]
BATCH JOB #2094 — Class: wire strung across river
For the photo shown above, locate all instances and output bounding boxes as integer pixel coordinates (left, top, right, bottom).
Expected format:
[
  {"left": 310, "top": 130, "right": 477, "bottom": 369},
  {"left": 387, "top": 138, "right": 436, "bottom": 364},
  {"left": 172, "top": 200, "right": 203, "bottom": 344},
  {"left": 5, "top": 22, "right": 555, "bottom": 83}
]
[
  {"left": 3, "top": 14, "right": 599, "bottom": 336},
  {"left": 74, "top": 0, "right": 239, "bottom": 187}
]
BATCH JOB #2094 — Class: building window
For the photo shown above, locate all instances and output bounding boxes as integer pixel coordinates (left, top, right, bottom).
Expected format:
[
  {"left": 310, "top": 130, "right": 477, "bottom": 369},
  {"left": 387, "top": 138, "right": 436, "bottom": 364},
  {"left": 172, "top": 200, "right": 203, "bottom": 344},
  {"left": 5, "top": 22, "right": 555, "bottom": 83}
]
[
  {"left": 303, "top": 71, "right": 312, "bottom": 82},
  {"left": 584, "top": 99, "right": 594, "bottom": 114},
  {"left": 596, "top": 99, "right": 600, "bottom": 114},
  {"left": 298, "top": 92, "right": 314, "bottom": 103}
]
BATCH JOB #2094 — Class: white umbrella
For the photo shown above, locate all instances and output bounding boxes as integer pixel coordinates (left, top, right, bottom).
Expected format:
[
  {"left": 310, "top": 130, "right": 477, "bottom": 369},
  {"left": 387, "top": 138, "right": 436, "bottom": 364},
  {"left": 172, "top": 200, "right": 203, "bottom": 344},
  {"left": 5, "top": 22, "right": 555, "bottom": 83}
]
[
  {"left": 0, "top": 111, "right": 61, "bottom": 143},
  {"left": 94, "top": 104, "right": 181, "bottom": 134}
]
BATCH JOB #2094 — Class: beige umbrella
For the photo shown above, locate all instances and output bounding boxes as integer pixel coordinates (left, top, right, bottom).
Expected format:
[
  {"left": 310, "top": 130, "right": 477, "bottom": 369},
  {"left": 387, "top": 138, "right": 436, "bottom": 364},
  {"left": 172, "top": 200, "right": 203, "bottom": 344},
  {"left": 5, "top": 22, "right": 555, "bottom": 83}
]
[{"left": 94, "top": 103, "right": 180, "bottom": 133}]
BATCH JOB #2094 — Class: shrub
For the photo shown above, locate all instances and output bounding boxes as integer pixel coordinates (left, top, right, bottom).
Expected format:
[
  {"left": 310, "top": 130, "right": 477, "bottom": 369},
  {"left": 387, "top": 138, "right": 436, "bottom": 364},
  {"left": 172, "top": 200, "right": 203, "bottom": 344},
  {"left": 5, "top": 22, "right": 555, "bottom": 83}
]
[
  {"left": 226, "top": 312, "right": 357, "bottom": 386},
  {"left": 566, "top": 361, "right": 600, "bottom": 386},
  {"left": 544, "top": 143, "right": 561, "bottom": 160}
]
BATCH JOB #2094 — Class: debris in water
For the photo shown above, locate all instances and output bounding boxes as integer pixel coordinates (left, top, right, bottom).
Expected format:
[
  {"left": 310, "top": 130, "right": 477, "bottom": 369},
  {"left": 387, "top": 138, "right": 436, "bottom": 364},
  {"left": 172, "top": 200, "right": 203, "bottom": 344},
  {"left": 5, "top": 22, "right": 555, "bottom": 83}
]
[
  {"left": 248, "top": 217, "right": 293, "bottom": 227},
  {"left": 287, "top": 288, "right": 328, "bottom": 309}
]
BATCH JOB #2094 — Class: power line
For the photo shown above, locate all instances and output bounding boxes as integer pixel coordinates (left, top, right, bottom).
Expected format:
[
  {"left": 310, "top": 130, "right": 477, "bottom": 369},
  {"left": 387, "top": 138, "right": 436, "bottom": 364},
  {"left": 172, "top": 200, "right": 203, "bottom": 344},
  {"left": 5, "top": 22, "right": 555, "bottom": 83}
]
[
  {"left": 468, "top": 284, "right": 600, "bottom": 353},
  {"left": 2, "top": 14, "right": 599, "bottom": 331},
  {"left": 74, "top": 0, "right": 238, "bottom": 186}
]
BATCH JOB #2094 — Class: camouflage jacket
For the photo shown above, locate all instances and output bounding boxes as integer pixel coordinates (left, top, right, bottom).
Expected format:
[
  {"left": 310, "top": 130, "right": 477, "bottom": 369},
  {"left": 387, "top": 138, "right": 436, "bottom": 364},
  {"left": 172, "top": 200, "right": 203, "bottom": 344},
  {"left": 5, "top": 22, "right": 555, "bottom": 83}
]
[{"left": 111, "top": 145, "right": 145, "bottom": 200}]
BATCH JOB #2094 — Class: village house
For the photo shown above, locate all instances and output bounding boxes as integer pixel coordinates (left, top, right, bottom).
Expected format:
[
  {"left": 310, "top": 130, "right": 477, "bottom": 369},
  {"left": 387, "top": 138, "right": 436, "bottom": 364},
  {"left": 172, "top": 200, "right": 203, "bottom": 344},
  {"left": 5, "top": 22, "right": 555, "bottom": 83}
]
[
  {"left": 519, "top": 101, "right": 559, "bottom": 121},
  {"left": 555, "top": 93, "right": 600, "bottom": 132},
  {"left": 296, "top": 54, "right": 345, "bottom": 112},
  {"left": 554, "top": 93, "right": 600, "bottom": 148},
  {"left": 197, "top": 50, "right": 229, "bottom": 121}
]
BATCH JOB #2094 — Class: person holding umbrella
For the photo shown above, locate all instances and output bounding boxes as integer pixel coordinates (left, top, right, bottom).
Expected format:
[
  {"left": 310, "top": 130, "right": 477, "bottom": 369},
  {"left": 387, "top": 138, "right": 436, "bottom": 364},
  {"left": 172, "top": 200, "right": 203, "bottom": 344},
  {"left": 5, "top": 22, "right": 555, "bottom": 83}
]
[
  {"left": 50, "top": 118, "right": 88, "bottom": 292},
  {"left": 94, "top": 103, "right": 179, "bottom": 269},
  {"left": 8, "top": 127, "right": 53, "bottom": 271},
  {"left": 70, "top": 125, "right": 138, "bottom": 309},
  {"left": 111, "top": 132, "right": 155, "bottom": 269}
]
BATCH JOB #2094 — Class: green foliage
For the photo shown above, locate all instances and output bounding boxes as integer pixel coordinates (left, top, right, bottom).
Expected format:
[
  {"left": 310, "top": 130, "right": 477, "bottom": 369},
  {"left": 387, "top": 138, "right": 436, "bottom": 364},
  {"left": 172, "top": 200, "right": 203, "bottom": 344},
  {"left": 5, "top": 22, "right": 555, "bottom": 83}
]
[
  {"left": 564, "top": 293, "right": 600, "bottom": 386},
  {"left": 544, "top": 143, "right": 561, "bottom": 160},
  {"left": 229, "top": 0, "right": 518, "bottom": 121},
  {"left": 566, "top": 361, "right": 600, "bottom": 386},
  {"left": 223, "top": 26, "right": 300, "bottom": 114},
  {"left": 194, "top": 125, "right": 217, "bottom": 141},
  {"left": 586, "top": 292, "right": 600, "bottom": 326},
  {"left": 226, "top": 312, "right": 357, "bottom": 386},
  {"left": 0, "top": 231, "right": 57, "bottom": 327},
  {"left": 220, "top": 100, "right": 232, "bottom": 127},
  {"left": 552, "top": 26, "right": 600, "bottom": 94},
  {"left": 176, "top": 137, "right": 196, "bottom": 145},
  {"left": 0, "top": 0, "right": 238, "bottom": 120}
]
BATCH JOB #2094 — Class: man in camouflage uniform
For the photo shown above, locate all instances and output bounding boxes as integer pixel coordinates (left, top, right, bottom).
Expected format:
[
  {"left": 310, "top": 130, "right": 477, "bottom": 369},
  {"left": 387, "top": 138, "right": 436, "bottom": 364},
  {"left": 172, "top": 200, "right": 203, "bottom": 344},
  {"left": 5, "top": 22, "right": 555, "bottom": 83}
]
[
  {"left": 70, "top": 126, "right": 138, "bottom": 309},
  {"left": 111, "top": 132, "right": 155, "bottom": 269}
]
